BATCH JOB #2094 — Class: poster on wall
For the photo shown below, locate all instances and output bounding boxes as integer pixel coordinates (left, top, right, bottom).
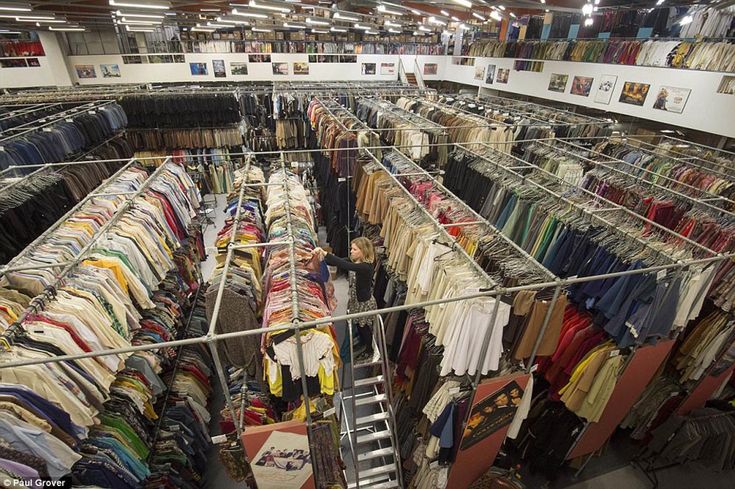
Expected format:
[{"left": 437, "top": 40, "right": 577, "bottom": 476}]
[
  {"left": 652, "top": 86, "right": 691, "bottom": 113},
  {"left": 75, "top": 64, "right": 96, "bottom": 78},
  {"left": 231, "top": 62, "right": 248, "bottom": 75},
  {"left": 548, "top": 73, "right": 569, "bottom": 93},
  {"left": 570, "top": 76, "right": 594, "bottom": 96},
  {"left": 0, "top": 59, "right": 28, "bottom": 68},
  {"left": 173, "top": 55, "right": 185, "bottom": 63},
  {"left": 474, "top": 65, "right": 485, "bottom": 80},
  {"left": 619, "top": 81, "right": 651, "bottom": 106},
  {"left": 213, "top": 59, "right": 226, "bottom": 78},
  {"left": 122, "top": 55, "right": 145, "bottom": 64},
  {"left": 243, "top": 420, "right": 315, "bottom": 489},
  {"left": 272, "top": 62, "right": 288, "bottom": 75},
  {"left": 149, "top": 55, "right": 173, "bottom": 63},
  {"left": 249, "top": 54, "right": 271, "bottom": 63},
  {"left": 26, "top": 58, "right": 40, "bottom": 67},
  {"left": 361, "top": 63, "right": 376, "bottom": 75},
  {"left": 423, "top": 63, "right": 438, "bottom": 76},
  {"left": 293, "top": 62, "right": 309, "bottom": 75},
  {"left": 496, "top": 68, "right": 509, "bottom": 84},
  {"left": 717, "top": 75, "right": 735, "bottom": 95},
  {"left": 461, "top": 381, "right": 523, "bottom": 450},
  {"left": 485, "top": 64, "right": 496, "bottom": 84},
  {"left": 380, "top": 62, "right": 396, "bottom": 75},
  {"left": 594, "top": 74, "right": 617, "bottom": 104},
  {"left": 189, "top": 62, "right": 208, "bottom": 76},
  {"left": 100, "top": 64, "right": 120, "bottom": 78}
]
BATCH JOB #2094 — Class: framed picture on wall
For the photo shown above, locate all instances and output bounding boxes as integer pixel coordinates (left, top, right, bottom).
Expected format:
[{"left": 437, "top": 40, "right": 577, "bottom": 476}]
[
  {"left": 213, "top": 59, "right": 226, "bottom": 78},
  {"left": 652, "top": 86, "right": 691, "bottom": 113},
  {"left": 548, "top": 73, "right": 569, "bottom": 93},
  {"left": 272, "top": 62, "right": 288, "bottom": 75},
  {"left": 0, "top": 59, "right": 28, "bottom": 68},
  {"left": 570, "top": 76, "right": 594, "bottom": 96},
  {"left": 485, "top": 64, "right": 496, "bottom": 84},
  {"left": 423, "top": 63, "right": 438, "bottom": 76},
  {"left": 474, "top": 65, "right": 485, "bottom": 80},
  {"left": 293, "top": 62, "right": 309, "bottom": 75},
  {"left": 361, "top": 63, "right": 376, "bottom": 75},
  {"left": 173, "top": 55, "right": 185, "bottom": 63},
  {"left": 122, "top": 55, "right": 145, "bottom": 64},
  {"left": 461, "top": 380, "right": 523, "bottom": 450},
  {"left": 189, "top": 62, "right": 208, "bottom": 76},
  {"left": 619, "top": 81, "right": 651, "bottom": 106},
  {"left": 231, "top": 62, "right": 248, "bottom": 75},
  {"left": 26, "top": 58, "right": 40, "bottom": 67},
  {"left": 249, "top": 54, "right": 271, "bottom": 63},
  {"left": 149, "top": 55, "right": 173, "bottom": 63},
  {"left": 74, "top": 64, "right": 96, "bottom": 78},
  {"left": 496, "top": 68, "right": 509, "bottom": 84},
  {"left": 594, "top": 74, "right": 617, "bottom": 104},
  {"left": 100, "top": 64, "right": 120, "bottom": 78},
  {"left": 381, "top": 62, "right": 396, "bottom": 75},
  {"left": 717, "top": 75, "right": 735, "bottom": 95}
]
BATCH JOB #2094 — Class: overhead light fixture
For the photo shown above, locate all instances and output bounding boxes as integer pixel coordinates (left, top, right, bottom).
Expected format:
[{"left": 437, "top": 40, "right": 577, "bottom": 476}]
[
  {"left": 509, "top": 12, "right": 516, "bottom": 18},
  {"left": 115, "top": 11, "right": 164, "bottom": 18},
  {"left": 451, "top": 16, "right": 460, "bottom": 21},
  {"left": 490, "top": 10, "right": 502, "bottom": 21},
  {"left": 109, "top": 0, "right": 169, "bottom": 9},
  {"left": 412, "top": 30, "right": 421, "bottom": 35},
  {"left": 207, "top": 22, "right": 234, "bottom": 28},
  {"left": 28, "top": 19, "right": 68, "bottom": 24},
  {"left": 377, "top": 5, "right": 402, "bottom": 16},
  {"left": 49, "top": 26, "right": 86, "bottom": 31},
  {"left": 498, "top": 5, "right": 505, "bottom": 10},
  {"left": 200, "top": 8, "right": 221, "bottom": 12},
  {"left": 0, "top": 30, "right": 20, "bottom": 33},
  {"left": 418, "top": 25, "right": 431, "bottom": 32},
  {"left": 305, "top": 17, "right": 329, "bottom": 25},
  {"left": 582, "top": 3, "right": 593, "bottom": 16},
  {"left": 584, "top": 17, "right": 593, "bottom": 26},
  {"left": 231, "top": 9, "right": 268, "bottom": 18},
  {"left": 217, "top": 16, "right": 251, "bottom": 24},
  {"left": 388, "top": 28, "right": 400, "bottom": 33},
  {"left": 540, "top": 0, "right": 545, "bottom": 3},
  {"left": 283, "top": 22, "right": 305, "bottom": 28},
  {"left": 354, "top": 23, "right": 371, "bottom": 30},
  {"left": 246, "top": 1, "right": 292, "bottom": 13},
  {"left": 656, "top": 0, "right": 665, "bottom": 4},
  {"left": 0, "top": 14, "right": 56, "bottom": 20},
  {"left": 458, "top": 23, "right": 468, "bottom": 29},
  {"left": 252, "top": 26, "right": 272, "bottom": 32},
  {"left": 440, "top": 10, "right": 450, "bottom": 16},
  {"left": 191, "top": 27, "right": 215, "bottom": 32},
  {"left": 126, "top": 25, "right": 156, "bottom": 32},
  {"left": 366, "top": 29, "right": 379, "bottom": 34},
  {"left": 330, "top": 26, "right": 347, "bottom": 32},
  {"left": 333, "top": 12, "right": 359, "bottom": 22},
  {"left": 429, "top": 16, "right": 446, "bottom": 25},
  {"left": 545, "top": 9, "right": 549, "bottom": 12},
  {"left": 472, "top": 12, "right": 485, "bottom": 21},
  {"left": 311, "top": 28, "right": 328, "bottom": 33},
  {"left": 120, "top": 18, "right": 161, "bottom": 24},
  {"left": 679, "top": 14, "right": 693, "bottom": 25},
  {"left": 453, "top": 0, "right": 472, "bottom": 7},
  {"left": 410, "top": 9, "right": 420, "bottom": 15},
  {"left": 384, "top": 19, "right": 401, "bottom": 27},
  {"left": 0, "top": 3, "right": 31, "bottom": 12}
]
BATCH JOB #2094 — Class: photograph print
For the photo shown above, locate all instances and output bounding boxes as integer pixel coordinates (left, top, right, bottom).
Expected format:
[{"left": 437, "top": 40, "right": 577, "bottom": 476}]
[
  {"left": 496, "top": 68, "right": 509, "bottom": 84},
  {"left": 485, "top": 64, "right": 496, "bottom": 85},
  {"left": 548, "top": 73, "right": 569, "bottom": 93},
  {"left": 570, "top": 76, "right": 594, "bottom": 96},
  {"left": 461, "top": 381, "right": 524, "bottom": 450},
  {"left": 652, "top": 86, "right": 691, "bottom": 114},
  {"left": 619, "top": 81, "right": 651, "bottom": 106},
  {"left": 594, "top": 74, "right": 618, "bottom": 104}
]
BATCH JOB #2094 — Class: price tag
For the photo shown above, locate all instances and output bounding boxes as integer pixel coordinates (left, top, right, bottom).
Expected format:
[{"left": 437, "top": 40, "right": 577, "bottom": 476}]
[
  {"left": 42, "top": 127, "right": 53, "bottom": 132},
  {"left": 88, "top": 110, "right": 96, "bottom": 114},
  {"left": 657, "top": 269, "right": 667, "bottom": 280},
  {"left": 0, "top": 147, "right": 4, "bottom": 151},
  {"left": 609, "top": 350, "right": 620, "bottom": 358},
  {"left": 338, "top": 177, "right": 346, "bottom": 182},
  {"left": 291, "top": 161, "right": 298, "bottom": 168},
  {"left": 211, "top": 434, "right": 228, "bottom": 444},
  {"left": 323, "top": 407, "right": 336, "bottom": 417},
  {"left": 448, "top": 386, "right": 461, "bottom": 395},
  {"left": 66, "top": 118, "right": 74, "bottom": 122},
  {"left": 169, "top": 425, "right": 180, "bottom": 432}
]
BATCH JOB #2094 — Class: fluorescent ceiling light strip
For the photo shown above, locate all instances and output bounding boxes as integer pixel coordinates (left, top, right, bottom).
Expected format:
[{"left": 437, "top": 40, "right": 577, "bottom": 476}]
[
  {"left": 191, "top": 27, "right": 215, "bottom": 32},
  {"left": 330, "top": 26, "right": 347, "bottom": 32},
  {"left": 429, "top": 16, "right": 446, "bottom": 25},
  {"left": 498, "top": 5, "right": 505, "bottom": 10},
  {"left": 384, "top": 19, "right": 401, "bottom": 27},
  {"left": 0, "top": 14, "right": 55, "bottom": 20},
  {"left": 23, "top": 19, "right": 67, "bottom": 23},
  {"left": 354, "top": 23, "right": 371, "bottom": 30},
  {"left": 231, "top": 9, "right": 268, "bottom": 18},
  {"left": 333, "top": 12, "right": 358, "bottom": 22},
  {"left": 120, "top": 18, "right": 161, "bottom": 24},
  {"left": 115, "top": 11, "right": 164, "bottom": 19},
  {"left": 311, "top": 28, "right": 328, "bottom": 33},
  {"left": 125, "top": 25, "right": 155, "bottom": 31},
  {"left": 366, "top": 30, "right": 378, "bottom": 34},
  {"left": 388, "top": 28, "right": 400, "bottom": 33},
  {"left": 252, "top": 27, "right": 272, "bottom": 32},
  {"left": 418, "top": 25, "right": 430, "bottom": 32},
  {"left": 451, "top": 16, "right": 460, "bottom": 21},
  {"left": 377, "top": 5, "right": 402, "bottom": 16},
  {"left": 453, "top": 0, "right": 472, "bottom": 8},
  {"left": 247, "top": 1, "right": 291, "bottom": 13},
  {"left": 0, "top": 3, "right": 31, "bottom": 12},
  {"left": 441, "top": 10, "right": 449, "bottom": 16},
  {"left": 305, "top": 17, "right": 329, "bottom": 25},
  {"left": 109, "top": 0, "right": 169, "bottom": 10},
  {"left": 201, "top": 8, "right": 221, "bottom": 12},
  {"left": 49, "top": 26, "right": 85, "bottom": 31},
  {"left": 218, "top": 17, "right": 251, "bottom": 24},
  {"left": 472, "top": 12, "right": 485, "bottom": 20},
  {"left": 284, "top": 22, "right": 305, "bottom": 28}
]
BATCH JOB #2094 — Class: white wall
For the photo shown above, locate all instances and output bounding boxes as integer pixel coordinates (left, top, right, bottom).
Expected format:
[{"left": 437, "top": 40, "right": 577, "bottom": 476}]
[
  {"left": 418, "top": 55, "right": 735, "bottom": 139},
  {"left": 66, "top": 53, "right": 401, "bottom": 84},
  {"left": 0, "top": 32, "right": 72, "bottom": 88}
]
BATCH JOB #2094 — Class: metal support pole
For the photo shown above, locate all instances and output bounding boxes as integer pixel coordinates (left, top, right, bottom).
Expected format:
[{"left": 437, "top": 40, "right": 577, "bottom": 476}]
[{"left": 473, "top": 292, "right": 503, "bottom": 387}]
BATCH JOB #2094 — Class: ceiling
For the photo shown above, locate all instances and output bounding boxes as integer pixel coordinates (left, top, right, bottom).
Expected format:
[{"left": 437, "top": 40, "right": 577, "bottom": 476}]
[{"left": 0, "top": 0, "right": 719, "bottom": 34}]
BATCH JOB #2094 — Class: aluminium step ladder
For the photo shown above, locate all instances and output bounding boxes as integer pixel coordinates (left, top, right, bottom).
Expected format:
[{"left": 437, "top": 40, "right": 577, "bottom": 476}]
[{"left": 338, "top": 316, "right": 404, "bottom": 489}]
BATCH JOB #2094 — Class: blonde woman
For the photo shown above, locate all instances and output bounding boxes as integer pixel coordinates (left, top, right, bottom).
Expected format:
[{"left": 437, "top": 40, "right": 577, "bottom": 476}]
[{"left": 313, "top": 237, "right": 377, "bottom": 361}]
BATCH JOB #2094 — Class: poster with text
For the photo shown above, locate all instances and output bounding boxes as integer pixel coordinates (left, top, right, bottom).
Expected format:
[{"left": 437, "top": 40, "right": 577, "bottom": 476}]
[
  {"left": 100, "top": 64, "right": 120, "bottom": 78},
  {"left": 1, "top": 59, "right": 28, "bottom": 68},
  {"left": 652, "top": 86, "right": 691, "bottom": 114},
  {"left": 26, "top": 58, "right": 40, "bottom": 67},
  {"left": 380, "top": 62, "right": 396, "bottom": 75},
  {"left": 496, "top": 68, "right": 509, "bottom": 84},
  {"left": 485, "top": 64, "right": 496, "bottom": 84},
  {"left": 619, "top": 81, "right": 650, "bottom": 106},
  {"left": 361, "top": 63, "right": 376, "bottom": 75},
  {"left": 213, "top": 59, "right": 226, "bottom": 78},
  {"left": 231, "top": 62, "right": 248, "bottom": 75},
  {"left": 189, "top": 62, "right": 208, "bottom": 76},
  {"left": 594, "top": 74, "right": 617, "bottom": 104},
  {"left": 272, "top": 62, "right": 288, "bottom": 75},
  {"left": 548, "top": 73, "right": 568, "bottom": 93},
  {"left": 249, "top": 54, "right": 271, "bottom": 63},
  {"left": 717, "top": 75, "right": 735, "bottom": 95},
  {"left": 461, "top": 381, "right": 523, "bottom": 450},
  {"left": 474, "top": 65, "right": 485, "bottom": 81},
  {"left": 252, "top": 431, "right": 313, "bottom": 489},
  {"left": 423, "top": 63, "right": 438, "bottom": 76},
  {"left": 75, "top": 64, "right": 96, "bottom": 78},
  {"left": 293, "top": 62, "right": 309, "bottom": 75},
  {"left": 570, "top": 76, "right": 594, "bottom": 96}
]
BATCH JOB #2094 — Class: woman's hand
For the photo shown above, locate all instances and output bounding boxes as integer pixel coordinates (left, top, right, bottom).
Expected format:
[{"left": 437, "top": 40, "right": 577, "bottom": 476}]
[{"left": 312, "top": 247, "right": 326, "bottom": 259}]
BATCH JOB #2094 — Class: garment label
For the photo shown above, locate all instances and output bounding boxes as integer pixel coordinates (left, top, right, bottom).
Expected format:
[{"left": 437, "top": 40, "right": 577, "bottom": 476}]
[
  {"left": 291, "top": 161, "right": 298, "bottom": 168},
  {"left": 448, "top": 386, "right": 461, "bottom": 395},
  {"left": 211, "top": 434, "right": 228, "bottom": 444},
  {"left": 0, "top": 147, "right": 4, "bottom": 151},
  {"left": 88, "top": 110, "right": 96, "bottom": 114},
  {"left": 66, "top": 118, "right": 74, "bottom": 122},
  {"left": 657, "top": 269, "right": 667, "bottom": 280},
  {"left": 338, "top": 178, "right": 346, "bottom": 182},
  {"left": 323, "top": 407, "right": 336, "bottom": 417},
  {"left": 625, "top": 321, "right": 639, "bottom": 338},
  {"left": 609, "top": 350, "right": 620, "bottom": 357}
]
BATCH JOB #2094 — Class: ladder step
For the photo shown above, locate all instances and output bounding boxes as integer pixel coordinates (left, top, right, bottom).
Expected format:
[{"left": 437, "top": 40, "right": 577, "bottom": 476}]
[
  {"left": 361, "top": 480, "right": 400, "bottom": 489},
  {"left": 356, "top": 412, "right": 390, "bottom": 425},
  {"left": 354, "top": 375, "right": 384, "bottom": 388},
  {"left": 357, "top": 446, "right": 394, "bottom": 462},
  {"left": 356, "top": 429, "right": 392, "bottom": 445},
  {"left": 358, "top": 464, "right": 397, "bottom": 479},
  {"left": 354, "top": 393, "right": 387, "bottom": 407},
  {"left": 347, "top": 475, "right": 394, "bottom": 489},
  {"left": 354, "top": 359, "right": 382, "bottom": 368}
]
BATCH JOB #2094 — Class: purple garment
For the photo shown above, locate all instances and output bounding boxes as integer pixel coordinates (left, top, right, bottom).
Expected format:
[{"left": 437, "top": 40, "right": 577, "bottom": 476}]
[{"left": 0, "top": 457, "right": 39, "bottom": 480}]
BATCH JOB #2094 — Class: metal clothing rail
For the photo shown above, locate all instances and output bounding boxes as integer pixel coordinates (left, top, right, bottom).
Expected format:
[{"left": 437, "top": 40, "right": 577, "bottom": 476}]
[
  {"left": 659, "top": 134, "right": 735, "bottom": 161},
  {"left": 0, "top": 158, "right": 139, "bottom": 276},
  {"left": 548, "top": 140, "right": 735, "bottom": 217},
  {"left": 475, "top": 93, "right": 612, "bottom": 126}
]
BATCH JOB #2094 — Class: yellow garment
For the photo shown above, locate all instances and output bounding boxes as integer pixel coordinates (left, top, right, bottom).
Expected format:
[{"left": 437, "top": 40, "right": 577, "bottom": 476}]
[{"left": 82, "top": 258, "right": 129, "bottom": 294}]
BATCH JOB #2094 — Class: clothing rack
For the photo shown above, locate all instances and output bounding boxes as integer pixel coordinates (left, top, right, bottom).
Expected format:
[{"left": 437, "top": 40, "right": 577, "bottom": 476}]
[
  {"left": 474, "top": 94, "right": 612, "bottom": 126},
  {"left": 657, "top": 134, "right": 735, "bottom": 164},
  {"left": 0, "top": 100, "right": 115, "bottom": 143},
  {"left": 547, "top": 139, "right": 735, "bottom": 217}
]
